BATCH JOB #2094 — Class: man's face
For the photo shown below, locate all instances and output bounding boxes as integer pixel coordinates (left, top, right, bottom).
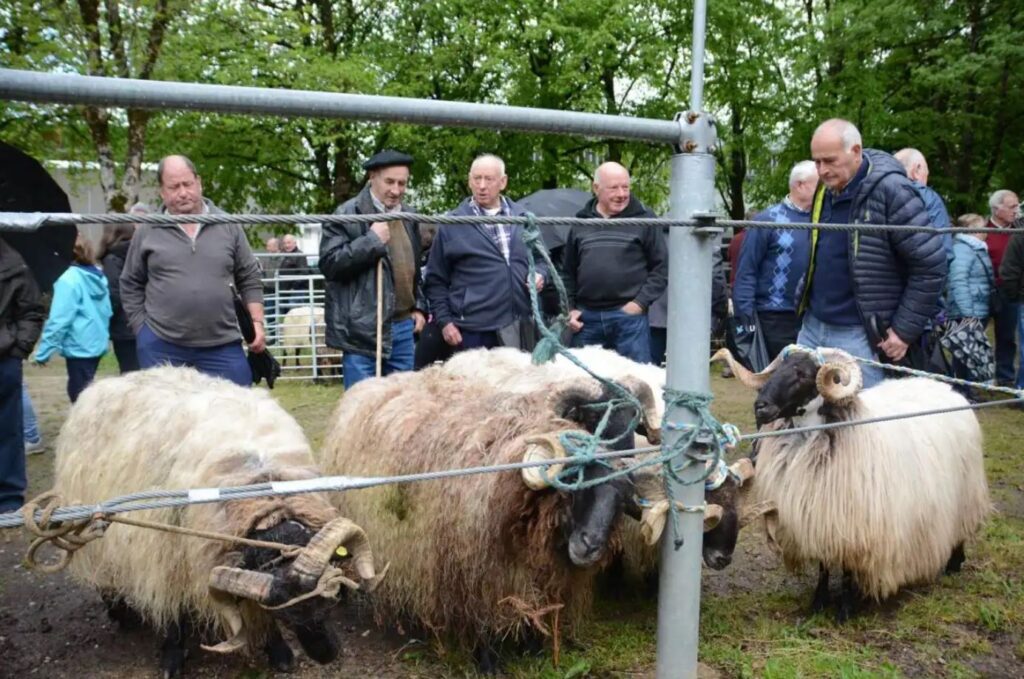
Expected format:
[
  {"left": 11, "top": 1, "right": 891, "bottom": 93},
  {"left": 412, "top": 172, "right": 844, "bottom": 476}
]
[
  {"left": 594, "top": 168, "right": 631, "bottom": 217},
  {"left": 994, "top": 193, "right": 1021, "bottom": 225},
  {"left": 790, "top": 170, "right": 819, "bottom": 208},
  {"left": 368, "top": 166, "right": 410, "bottom": 209},
  {"left": 159, "top": 160, "right": 204, "bottom": 215},
  {"left": 811, "top": 133, "right": 862, "bottom": 192},
  {"left": 468, "top": 160, "right": 507, "bottom": 209},
  {"left": 282, "top": 235, "right": 298, "bottom": 252},
  {"left": 266, "top": 238, "right": 280, "bottom": 253}
]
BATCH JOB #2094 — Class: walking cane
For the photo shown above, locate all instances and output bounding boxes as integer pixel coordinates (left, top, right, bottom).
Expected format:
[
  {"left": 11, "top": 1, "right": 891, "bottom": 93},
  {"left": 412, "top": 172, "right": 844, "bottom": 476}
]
[{"left": 375, "top": 259, "right": 384, "bottom": 377}]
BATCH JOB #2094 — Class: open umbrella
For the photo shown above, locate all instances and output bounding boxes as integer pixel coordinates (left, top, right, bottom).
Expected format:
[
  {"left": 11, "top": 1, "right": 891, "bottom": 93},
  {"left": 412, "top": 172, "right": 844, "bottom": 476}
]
[
  {"left": 517, "top": 188, "right": 592, "bottom": 250},
  {"left": 0, "top": 141, "right": 75, "bottom": 292}
]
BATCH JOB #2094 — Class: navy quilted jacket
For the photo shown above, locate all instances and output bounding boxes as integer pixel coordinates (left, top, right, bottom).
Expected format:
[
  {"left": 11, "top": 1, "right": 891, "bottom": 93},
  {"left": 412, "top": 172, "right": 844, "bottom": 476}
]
[{"left": 799, "top": 149, "right": 947, "bottom": 344}]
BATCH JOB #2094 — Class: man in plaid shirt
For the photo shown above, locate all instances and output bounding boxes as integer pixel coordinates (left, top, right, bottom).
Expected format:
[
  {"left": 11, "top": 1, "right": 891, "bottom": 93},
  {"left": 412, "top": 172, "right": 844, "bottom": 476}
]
[{"left": 424, "top": 154, "right": 546, "bottom": 352}]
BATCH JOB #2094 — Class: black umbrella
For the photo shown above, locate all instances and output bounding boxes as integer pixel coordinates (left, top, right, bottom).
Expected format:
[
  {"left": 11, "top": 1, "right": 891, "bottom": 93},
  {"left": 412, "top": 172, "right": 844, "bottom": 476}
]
[
  {"left": 0, "top": 141, "right": 75, "bottom": 292},
  {"left": 517, "top": 188, "right": 592, "bottom": 250}
]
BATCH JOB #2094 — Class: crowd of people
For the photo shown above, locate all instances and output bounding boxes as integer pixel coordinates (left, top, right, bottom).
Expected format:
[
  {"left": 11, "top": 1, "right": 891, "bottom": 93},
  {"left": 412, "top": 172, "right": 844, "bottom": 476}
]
[{"left": 1, "top": 116, "right": 1022, "bottom": 514}]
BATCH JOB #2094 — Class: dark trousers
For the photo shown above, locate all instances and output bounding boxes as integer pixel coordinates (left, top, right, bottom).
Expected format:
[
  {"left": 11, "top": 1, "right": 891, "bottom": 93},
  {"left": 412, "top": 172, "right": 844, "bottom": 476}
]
[
  {"left": 414, "top": 321, "right": 454, "bottom": 369},
  {"left": 571, "top": 307, "right": 652, "bottom": 364},
  {"left": 650, "top": 327, "right": 667, "bottom": 367},
  {"left": 992, "top": 299, "right": 1019, "bottom": 385},
  {"left": 342, "top": 318, "right": 416, "bottom": 389},
  {"left": 0, "top": 357, "right": 26, "bottom": 513},
  {"left": 758, "top": 310, "right": 802, "bottom": 360},
  {"left": 66, "top": 356, "right": 101, "bottom": 403},
  {"left": 136, "top": 324, "right": 251, "bottom": 387},
  {"left": 457, "top": 330, "right": 500, "bottom": 351},
  {"left": 112, "top": 339, "right": 139, "bottom": 374}
]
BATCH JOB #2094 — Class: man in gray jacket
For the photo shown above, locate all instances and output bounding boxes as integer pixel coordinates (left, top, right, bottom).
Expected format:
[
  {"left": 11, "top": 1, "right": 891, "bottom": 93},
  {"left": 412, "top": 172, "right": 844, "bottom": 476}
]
[
  {"left": 120, "top": 155, "right": 264, "bottom": 386},
  {"left": 319, "top": 150, "right": 426, "bottom": 389}
]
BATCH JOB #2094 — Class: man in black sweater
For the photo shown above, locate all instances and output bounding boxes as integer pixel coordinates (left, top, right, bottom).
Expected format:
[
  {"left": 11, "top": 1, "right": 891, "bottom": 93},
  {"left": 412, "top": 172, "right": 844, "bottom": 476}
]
[{"left": 563, "top": 162, "right": 667, "bottom": 363}]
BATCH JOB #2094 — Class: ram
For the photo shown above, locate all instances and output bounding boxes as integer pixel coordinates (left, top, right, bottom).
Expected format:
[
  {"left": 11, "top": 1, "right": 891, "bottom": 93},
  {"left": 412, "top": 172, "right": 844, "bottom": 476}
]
[
  {"left": 52, "top": 367, "right": 385, "bottom": 677},
  {"left": 319, "top": 365, "right": 737, "bottom": 671},
  {"left": 714, "top": 346, "right": 991, "bottom": 621}
]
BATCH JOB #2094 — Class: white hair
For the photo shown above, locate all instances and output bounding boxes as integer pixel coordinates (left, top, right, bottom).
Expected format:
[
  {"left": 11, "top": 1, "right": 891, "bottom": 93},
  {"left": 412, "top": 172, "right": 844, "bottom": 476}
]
[
  {"left": 788, "top": 160, "right": 817, "bottom": 186},
  {"left": 989, "top": 189, "right": 1016, "bottom": 212},
  {"left": 470, "top": 154, "right": 506, "bottom": 177},
  {"left": 816, "top": 119, "right": 862, "bottom": 152},
  {"left": 593, "top": 162, "right": 630, "bottom": 186},
  {"left": 894, "top": 148, "right": 925, "bottom": 172}
]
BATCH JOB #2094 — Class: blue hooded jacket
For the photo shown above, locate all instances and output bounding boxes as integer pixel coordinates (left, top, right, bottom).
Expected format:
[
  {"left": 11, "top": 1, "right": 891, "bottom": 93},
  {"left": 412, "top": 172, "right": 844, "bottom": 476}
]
[
  {"left": 35, "top": 264, "right": 112, "bottom": 361},
  {"left": 946, "top": 234, "right": 994, "bottom": 319}
]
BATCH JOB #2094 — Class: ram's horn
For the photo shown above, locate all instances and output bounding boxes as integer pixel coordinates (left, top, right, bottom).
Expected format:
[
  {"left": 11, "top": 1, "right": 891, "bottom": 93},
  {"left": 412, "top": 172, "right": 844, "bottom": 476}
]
[
  {"left": 728, "top": 458, "right": 755, "bottom": 485},
  {"left": 290, "top": 517, "right": 381, "bottom": 590},
  {"left": 520, "top": 433, "right": 566, "bottom": 490},
  {"left": 816, "top": 353, "right": 862, "bottom": 403},
  {"left": 615, "top": 375, "right": 662, "bottom": 444},
  {"left": 208, "top": 566, "right": 274, "bottom": 603},
  {"left": 738, "top": 500, "right": 777, "bottom": 528},
  {"left": 710, "top": 348, "right": 786, "bottom": 389},
  {"left": 704, "top": 503, "right": 724, "bottom": 531}
]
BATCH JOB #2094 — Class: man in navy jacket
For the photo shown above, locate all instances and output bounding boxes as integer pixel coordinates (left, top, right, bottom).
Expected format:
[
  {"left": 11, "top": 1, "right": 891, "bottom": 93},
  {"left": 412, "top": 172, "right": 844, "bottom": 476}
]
[
  {"left": 798, "top": 119, "right": 947, "bottom": 387},
  {"left": 424, "top": 154, "right": 545, "bottom": 352}
]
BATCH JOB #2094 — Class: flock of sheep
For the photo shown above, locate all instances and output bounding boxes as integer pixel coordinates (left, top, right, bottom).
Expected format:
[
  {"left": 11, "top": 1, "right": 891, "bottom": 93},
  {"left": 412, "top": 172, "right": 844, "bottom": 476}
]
[{"left": 37, "top": 341, "right": 990, "bottom": 676}]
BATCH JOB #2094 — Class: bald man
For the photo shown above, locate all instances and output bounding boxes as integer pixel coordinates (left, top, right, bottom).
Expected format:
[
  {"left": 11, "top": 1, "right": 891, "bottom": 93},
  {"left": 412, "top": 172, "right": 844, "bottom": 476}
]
[
  {"left": 894, "top": 147, "right": 952, "bottom": 254},
  {"left": 562, "top": 161, "right": 667, "bottom": 363},
  {"left": 120, "top": 155, "right": 265, "bottom": 386},
  {"left": 797, "top": 120, "right": 946, "bottom": 386}
]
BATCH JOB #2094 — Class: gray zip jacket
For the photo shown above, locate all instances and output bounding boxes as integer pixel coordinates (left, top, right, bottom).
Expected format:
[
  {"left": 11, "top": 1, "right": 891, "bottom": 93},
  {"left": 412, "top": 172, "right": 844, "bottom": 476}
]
[{"left": 120, "top": 199, "right": 263, "bottom": 347}]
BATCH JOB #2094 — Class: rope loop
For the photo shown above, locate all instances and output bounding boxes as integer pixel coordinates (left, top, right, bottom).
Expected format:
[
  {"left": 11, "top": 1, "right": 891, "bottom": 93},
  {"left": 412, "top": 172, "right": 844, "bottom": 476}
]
[{"left": 21, "top": 492, "right": 110, "bottom": 573}]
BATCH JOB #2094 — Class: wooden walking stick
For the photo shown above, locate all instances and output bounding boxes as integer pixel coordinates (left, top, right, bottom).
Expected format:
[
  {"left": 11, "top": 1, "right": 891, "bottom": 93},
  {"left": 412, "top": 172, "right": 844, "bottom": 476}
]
[{"left": 375, "top": 258, "right": 384, "bottom": 377}]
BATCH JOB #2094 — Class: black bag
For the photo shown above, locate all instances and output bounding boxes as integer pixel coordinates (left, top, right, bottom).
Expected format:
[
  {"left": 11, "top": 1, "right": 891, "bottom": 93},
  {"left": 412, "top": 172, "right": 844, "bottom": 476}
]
[
  {"left": 726, "top": 312, "right": 770, "bottom": 372},
  {"left": 939, "top": 317, "right": 995, "bottom": 383},
  {"left": 231, "top": 284, "right": 281, "bottom": 388}
]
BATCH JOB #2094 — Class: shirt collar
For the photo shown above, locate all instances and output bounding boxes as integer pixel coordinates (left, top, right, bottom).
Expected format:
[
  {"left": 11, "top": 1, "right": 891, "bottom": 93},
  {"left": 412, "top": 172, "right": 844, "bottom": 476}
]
[{"left": 369, "top": 189, "right": 401, "bottom": 214}]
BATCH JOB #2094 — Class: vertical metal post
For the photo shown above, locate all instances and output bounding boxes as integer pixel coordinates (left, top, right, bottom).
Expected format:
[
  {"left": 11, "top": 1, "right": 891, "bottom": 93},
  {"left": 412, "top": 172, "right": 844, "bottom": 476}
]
[{"left": 657, "top": 0, "right": 715, "bottom": 677}]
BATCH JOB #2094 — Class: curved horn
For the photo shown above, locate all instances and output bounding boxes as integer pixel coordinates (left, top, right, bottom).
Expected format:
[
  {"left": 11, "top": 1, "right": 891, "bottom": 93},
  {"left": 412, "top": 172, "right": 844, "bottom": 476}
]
[
  {"left": 728, "top": 458, "right": 755, "bottom": 486},
  {"left": 520, "top": 433, "right": 566, "bottom": 490},
  {"left": 816, "top": 357, "right": 862, "bottom": 403},
  {"left": 738, "top": 500, "right": 777, "bottom": 528},
  {"left": 290, "top": 517, "right": 380, "bottom": 589},
  {"left": 710, "top": 348, "right": 785, "bottom": 390},
  {"left": 616, "top": 375, "right": 661, "bottom": 444},
  {"left": 208, "top": 566, "right": 275, "bottom": 603},
  {"left": 703, "top": 504, "right": 724, "bottom": 531}
]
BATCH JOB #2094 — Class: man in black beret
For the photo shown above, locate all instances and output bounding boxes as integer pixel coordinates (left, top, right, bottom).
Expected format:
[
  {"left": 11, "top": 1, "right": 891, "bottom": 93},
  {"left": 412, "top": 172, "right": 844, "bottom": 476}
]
[{"left": 319, "top": 149, "right": 427, "bottom": 388}]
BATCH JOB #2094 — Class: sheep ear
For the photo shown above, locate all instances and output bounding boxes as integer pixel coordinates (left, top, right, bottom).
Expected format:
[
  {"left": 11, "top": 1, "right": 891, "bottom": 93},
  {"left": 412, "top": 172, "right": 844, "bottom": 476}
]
[
  {"left": 703, "top": 504, "right": 724, "bottom": 532},
  {"left": 551, "top": 378, "right": 604, "bottom": 426}
]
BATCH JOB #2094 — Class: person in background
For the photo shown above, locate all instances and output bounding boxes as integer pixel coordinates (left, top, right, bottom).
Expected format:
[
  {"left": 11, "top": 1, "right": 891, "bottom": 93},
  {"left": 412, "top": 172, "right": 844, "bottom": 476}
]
[
  {"left": 985, "top": 189, "right": 1021, "bottom": 386},
  {"left": 99, "top": 203, "right": 148, "bottom": 373},
  {"left": 261, "top": 236, "right": 282, "bottom": 334},
  {"left": 945, "top": 213, "right": 996, "bottom": 385},
  {"left": 0, "top": 236, "right": 44, "bottom": 512},
  {"left": 32, "top": 234, "right": 112, "bottom": 403},
  {"left": 731, "top": 160, "right": 817, "bottom": 359},
  {"left": 894, "top": 148, "right": 953, "bottom": 257},
  {"left": 998, "top": 215, "right": 1024, "bottom": 389}
]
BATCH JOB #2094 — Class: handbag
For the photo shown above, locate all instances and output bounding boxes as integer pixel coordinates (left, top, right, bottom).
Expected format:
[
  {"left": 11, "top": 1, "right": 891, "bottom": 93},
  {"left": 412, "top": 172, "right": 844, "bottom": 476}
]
[
  {"left": 726, "top": 311, "right": 770, "bottom": 372},
  {"left": 939, "top": 317, "right": 995, "bottom": 383}
]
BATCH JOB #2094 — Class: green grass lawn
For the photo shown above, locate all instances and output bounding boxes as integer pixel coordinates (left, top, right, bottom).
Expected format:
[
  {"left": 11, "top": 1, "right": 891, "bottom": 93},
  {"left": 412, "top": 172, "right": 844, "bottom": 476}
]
[{"left": 21, "top": 358, "right": 1024, "bottom": 678}]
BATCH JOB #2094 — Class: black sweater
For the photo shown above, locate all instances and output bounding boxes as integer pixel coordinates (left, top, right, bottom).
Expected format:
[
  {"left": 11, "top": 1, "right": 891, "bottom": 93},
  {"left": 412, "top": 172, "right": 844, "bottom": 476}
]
[{"left": 562, "top": 196, "right": 667, "bottom": 311}]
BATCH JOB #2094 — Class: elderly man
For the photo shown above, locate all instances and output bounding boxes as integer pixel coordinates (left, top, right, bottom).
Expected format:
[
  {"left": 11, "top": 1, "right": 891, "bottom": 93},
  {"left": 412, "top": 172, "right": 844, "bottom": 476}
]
[
  {"left": 894, "top": 147, "right": 953, "bottom": 259},
  {"left": 563, "top": 161, "right": 667, "bottom": 364},
  {"left": 120, "top": 155, "right": 265, "bottom": 386},
  {"left": 797, "top": 119, "right": 946, "bottom": 387},
  {"left": 731, "top": 160, "right": 817, "bottom": 359},
  {"left": 986, "top": 189, "right": 1021, "bottom": 386},
  {"left": 320, "top": 150, "right": 426, "bottom": 388},
  {"left": 424, "top": 154, "right": 544, "bottom": 353}
]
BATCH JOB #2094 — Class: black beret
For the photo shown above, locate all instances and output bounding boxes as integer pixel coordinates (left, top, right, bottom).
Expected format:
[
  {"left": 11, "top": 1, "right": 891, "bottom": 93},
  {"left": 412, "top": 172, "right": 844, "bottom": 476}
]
[{"left": 362, "top": 149, "right": 414, "bottom": 171}]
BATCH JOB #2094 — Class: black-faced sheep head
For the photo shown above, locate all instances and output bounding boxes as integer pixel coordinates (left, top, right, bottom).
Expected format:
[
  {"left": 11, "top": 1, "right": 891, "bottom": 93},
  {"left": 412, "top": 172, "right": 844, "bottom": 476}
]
[
  {"left": 712, "top": 346, "right": 863, "bottom": 426},
  {"left": 629, "top": 457, "right": 756, "bottom": 570},
  {"left": 205, "top": 516, "right": 386, "bottom": 663},
  {"left": 518, "top": 377, "right": 660, "bottom": 569}
]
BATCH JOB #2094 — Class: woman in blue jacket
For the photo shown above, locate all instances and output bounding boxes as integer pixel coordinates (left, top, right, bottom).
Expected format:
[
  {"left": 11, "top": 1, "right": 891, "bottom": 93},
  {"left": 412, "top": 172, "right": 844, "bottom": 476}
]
[
  {"left": 944, "top": 215, "right": 996, "bottom": 385},
  {"left": 32, "top": 235, "right": 112, "bottom": 402}
]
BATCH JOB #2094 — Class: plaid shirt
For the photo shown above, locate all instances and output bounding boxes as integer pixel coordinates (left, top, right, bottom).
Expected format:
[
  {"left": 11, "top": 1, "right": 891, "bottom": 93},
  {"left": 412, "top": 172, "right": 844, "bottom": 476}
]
[{"left": 469, "top": 196, "right": 514, "bottom": 263}]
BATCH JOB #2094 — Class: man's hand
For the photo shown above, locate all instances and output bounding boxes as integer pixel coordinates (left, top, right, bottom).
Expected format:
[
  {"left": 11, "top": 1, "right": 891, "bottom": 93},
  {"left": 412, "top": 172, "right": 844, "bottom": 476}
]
[
  {"left": 622, "top": 301, "right": 644, "bottom": 316},
  {"left": 370, "top": 221, "right": 391, "bottom": 244},
  {"left": 527, "top": 273, "right": 544, "bottom": 291},
  {"left": 568, "top": 309, "right": 584, "bottom": 333},
  {"left": 442, "top": 322, "right": 463, "bottom": 346},
  {"left": 248, "top": 321, "right": 267, "bottom": 353},
  {"left": 877, "top": 328, "right": 908, "bottom": 361},
  {"left": 412, "top": 310, "right": 426, "bottom": 334}
]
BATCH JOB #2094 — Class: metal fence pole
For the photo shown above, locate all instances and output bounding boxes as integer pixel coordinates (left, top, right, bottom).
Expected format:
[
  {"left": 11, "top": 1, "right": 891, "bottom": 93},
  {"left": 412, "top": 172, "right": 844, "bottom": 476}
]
[{"left": 657, "top": 0, "right": 716, "bottom": 676}]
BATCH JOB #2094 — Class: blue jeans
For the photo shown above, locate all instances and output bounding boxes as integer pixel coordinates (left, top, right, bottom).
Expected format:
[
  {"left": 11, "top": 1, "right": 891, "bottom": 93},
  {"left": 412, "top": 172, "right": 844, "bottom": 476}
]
[
  {"left": 21, "top": 383, "right": 39, "bottom": 443},
  {"left": 136, "top": 324, "right": 251, "bottom": 387},
  {"left": 796, "top": 312, "right": 884, "bottom": 388},
  {"left": 0, "top": 358, "right": 26, "bottom": 513},
  {"left": 571, "top": 307, "right": 652, "bottom": 364},
  {"left": 343, "top": 318, "right": 415, "bottom": 389}
]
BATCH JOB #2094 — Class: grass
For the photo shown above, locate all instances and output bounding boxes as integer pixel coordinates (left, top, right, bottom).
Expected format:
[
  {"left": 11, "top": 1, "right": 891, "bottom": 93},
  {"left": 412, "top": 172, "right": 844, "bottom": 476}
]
[{"left": 20, "top": 357, "right": 1024, "bottom": 677}]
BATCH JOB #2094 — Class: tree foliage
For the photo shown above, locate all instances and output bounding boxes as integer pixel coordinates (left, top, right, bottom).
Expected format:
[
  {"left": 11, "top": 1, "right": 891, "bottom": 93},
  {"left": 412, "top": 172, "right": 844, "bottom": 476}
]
[{"left": 1, "top": 0, "right": 1021, "bottom": 217}]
